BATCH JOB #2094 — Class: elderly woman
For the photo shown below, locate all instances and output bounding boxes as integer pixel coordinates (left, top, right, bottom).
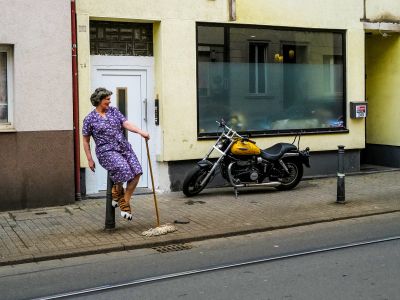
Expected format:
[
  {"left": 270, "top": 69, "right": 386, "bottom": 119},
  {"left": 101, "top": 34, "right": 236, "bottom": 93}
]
[{"left": 82, "top": 87, "right": 149, "bottom": 220}]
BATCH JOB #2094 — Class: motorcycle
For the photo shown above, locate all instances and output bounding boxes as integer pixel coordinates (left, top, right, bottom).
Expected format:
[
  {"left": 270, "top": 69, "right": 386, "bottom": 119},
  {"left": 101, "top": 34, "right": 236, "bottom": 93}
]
[{"left": 183, "top": 120, "right": 310, "bottom": 197}]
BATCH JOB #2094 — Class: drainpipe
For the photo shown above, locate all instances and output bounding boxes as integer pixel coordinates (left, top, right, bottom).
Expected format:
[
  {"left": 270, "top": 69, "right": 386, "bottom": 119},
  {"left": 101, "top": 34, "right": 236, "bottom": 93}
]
[
  {"left": 360, "top": 0, "right": 369, "bottom": 22},
  {"left": 71, "top": 0, "right": 81, "bottom": 200},
  {"left": 229, "top": 0, "right": 236, "bottom": 21}
]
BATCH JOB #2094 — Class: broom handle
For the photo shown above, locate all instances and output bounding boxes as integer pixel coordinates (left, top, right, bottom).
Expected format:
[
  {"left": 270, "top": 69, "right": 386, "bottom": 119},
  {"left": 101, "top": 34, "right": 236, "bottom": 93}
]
[{"left": 145, "top": 139, "right": 160, "bottom": 227}]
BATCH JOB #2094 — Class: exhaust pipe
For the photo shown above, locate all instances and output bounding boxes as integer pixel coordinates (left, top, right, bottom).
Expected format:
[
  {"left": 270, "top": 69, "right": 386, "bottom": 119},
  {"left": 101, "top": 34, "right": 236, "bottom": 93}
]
[
  {"left": 227, "top": 163, "right": 281, "bottom": 188},
  {"left": 239, "top": 181, "right": 281, "bottom": 188}
]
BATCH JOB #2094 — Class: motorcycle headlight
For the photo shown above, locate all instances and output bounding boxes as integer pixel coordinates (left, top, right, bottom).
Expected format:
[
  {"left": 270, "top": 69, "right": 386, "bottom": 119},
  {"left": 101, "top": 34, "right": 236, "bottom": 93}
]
[{"left": 216, "top": 141, "right": 224, "bottom": 149}]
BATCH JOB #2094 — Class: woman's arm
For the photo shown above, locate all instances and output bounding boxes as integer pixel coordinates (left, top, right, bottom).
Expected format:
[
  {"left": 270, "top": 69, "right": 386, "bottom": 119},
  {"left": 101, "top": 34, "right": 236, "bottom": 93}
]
[
  {"left": 82, "top": 135, "right": 96, "bottom": 171},
  {"left": 123, "top": 120, "right": 150, "bottom": 139}
]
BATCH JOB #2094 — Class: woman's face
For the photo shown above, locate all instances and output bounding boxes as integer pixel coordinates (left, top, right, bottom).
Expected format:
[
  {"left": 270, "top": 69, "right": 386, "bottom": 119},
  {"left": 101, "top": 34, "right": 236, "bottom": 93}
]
[{"left": 98, "top": 96, "right": 111, "bottom": 110}]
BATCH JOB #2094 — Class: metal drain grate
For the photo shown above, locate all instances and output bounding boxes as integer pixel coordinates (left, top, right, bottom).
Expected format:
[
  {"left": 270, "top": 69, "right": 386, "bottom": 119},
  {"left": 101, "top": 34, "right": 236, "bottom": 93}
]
[{"left": 152, "top": 243, "right": 192, "bottom": 253}]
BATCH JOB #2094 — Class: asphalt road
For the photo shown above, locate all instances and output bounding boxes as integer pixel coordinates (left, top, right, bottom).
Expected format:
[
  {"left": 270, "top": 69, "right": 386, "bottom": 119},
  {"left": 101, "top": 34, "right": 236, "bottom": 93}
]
[
  {"left": 0, "top": 212, "right": 399, "bottom": 300},
  {"left": 74, "top": 239, "right": 400, "bottom": 300}
]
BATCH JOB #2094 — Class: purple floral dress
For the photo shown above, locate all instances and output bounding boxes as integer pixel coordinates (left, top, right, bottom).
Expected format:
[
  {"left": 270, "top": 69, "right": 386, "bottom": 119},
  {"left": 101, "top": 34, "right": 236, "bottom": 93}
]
[{"left": 82, "top": 106, "right": 143, "bottom": 183}]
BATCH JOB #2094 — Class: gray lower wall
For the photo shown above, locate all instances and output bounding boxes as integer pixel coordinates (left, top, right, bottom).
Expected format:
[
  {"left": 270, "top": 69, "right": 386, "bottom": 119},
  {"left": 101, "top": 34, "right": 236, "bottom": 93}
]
[
  {"left": 0, "top": 131, "right": 75, "bottom": 211},
  {"left": 362, "top": 144, "right": 400, "bottom": 167},
  {"left": 304, "top": 149, "right": 360, "bottom": 177},
  {"left": 168, "top": 149, "right": 361, "bottom": 191}
]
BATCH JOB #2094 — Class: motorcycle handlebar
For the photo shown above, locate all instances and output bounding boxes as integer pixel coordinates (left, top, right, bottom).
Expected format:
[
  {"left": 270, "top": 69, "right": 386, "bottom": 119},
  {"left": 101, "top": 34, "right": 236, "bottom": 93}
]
[
  {"left": 215, "top": 119, "right": 244, "bottom": 139},
  {"left": 216, "top": 119, "right": 226, "bottom": 127}
]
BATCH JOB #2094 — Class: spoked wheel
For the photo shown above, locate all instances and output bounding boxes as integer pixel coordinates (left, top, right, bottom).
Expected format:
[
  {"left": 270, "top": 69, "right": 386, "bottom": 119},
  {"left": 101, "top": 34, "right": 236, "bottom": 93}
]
[
  {"left": 182, "top": 166, "right": 211, "bottom": 197},
  {"left": 275, "top": 160, "right": 303, "bottom": 191}
]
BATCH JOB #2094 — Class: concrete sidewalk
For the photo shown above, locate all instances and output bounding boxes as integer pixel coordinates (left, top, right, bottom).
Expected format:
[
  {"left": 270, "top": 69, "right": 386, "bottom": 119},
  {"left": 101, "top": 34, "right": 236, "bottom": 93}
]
[{"left": 1, "top": 171, "right": 400, "bottom": 266}]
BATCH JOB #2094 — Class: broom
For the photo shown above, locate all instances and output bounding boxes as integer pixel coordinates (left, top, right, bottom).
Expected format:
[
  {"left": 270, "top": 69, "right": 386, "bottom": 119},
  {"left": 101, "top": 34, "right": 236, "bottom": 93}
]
[{"left": 142, "top": 139, "right": 177, "bottom": 237}]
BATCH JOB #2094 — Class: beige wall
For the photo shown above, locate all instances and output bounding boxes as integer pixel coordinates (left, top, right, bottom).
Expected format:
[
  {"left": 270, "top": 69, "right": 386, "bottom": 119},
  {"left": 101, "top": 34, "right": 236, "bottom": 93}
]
[
  {"left": 366, "top": 0, "right": 400, "bottom": 21},
  {"left": 76, "top": 0, "right": 400, "bottom": 163},
  {"left": 0, "top": 0, "right": 72, "bottom": 132},
  {"left": 237, "top": 0, "right": 362, "bottom": 29},
  {"left": 77, "top": 0, "right": 228, "bottom": 21}
]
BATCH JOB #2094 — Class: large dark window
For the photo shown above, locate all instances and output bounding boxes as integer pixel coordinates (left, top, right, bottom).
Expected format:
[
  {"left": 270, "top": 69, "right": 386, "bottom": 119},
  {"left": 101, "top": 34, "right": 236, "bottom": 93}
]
[{"left": 197, "top": 24, "right": 346, "bottom": 137}]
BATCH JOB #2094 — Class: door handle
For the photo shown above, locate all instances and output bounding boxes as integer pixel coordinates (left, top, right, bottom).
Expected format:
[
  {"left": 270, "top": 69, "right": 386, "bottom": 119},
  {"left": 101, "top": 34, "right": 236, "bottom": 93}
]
[{"left": 143, "top": 98, "right": 147, "bottom": 121}]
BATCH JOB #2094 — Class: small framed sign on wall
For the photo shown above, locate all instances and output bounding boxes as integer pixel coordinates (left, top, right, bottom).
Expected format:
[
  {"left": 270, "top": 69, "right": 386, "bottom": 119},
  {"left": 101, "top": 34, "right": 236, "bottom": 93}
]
[{"left": 350, "top": 102, "right": 368, "bottom": 118}]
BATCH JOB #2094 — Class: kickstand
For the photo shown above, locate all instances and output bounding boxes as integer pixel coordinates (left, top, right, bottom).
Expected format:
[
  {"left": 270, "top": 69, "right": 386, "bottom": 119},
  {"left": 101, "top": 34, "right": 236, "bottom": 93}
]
[{"left": 234, "top": 187, "right": 238, "bottom": 199}]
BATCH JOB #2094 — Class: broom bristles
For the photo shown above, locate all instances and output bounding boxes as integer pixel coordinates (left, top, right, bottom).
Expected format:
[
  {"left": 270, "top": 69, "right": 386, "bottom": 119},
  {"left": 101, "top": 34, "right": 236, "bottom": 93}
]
[{"left": 142, "top": 224, "right": 177, "bottom": 237}]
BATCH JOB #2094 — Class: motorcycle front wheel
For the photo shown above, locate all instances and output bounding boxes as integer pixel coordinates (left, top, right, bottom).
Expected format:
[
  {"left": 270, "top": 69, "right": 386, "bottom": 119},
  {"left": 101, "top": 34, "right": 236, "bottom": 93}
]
[
  {"left": 182, "top": 166, "right": 211, "bottom": 197},
  {"left": 275, "top": 159, "right": 303, "bottom": 191}
]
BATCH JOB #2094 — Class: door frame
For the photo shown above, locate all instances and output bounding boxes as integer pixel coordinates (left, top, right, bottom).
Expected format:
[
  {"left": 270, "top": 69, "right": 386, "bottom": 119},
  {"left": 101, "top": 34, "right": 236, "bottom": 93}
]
[{"left": 87, "top": 55, "right": 156, "bottom": 193}]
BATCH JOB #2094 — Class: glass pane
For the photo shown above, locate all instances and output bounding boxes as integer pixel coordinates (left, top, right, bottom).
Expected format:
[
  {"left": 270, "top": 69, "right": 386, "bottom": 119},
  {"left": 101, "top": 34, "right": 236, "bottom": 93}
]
[
  {"left": 117, "top": 88, "right": 127, "bottom": 137},
  {"left": 117, "top": 88, "right": 127, "bottom": 117},
  {"left": 198, "top": 26, "right": 224, "bottom": 45},
  {"left": 198, "top": 25, "right": 344, "bottom": 135},
  {"left": 90, "top": 21, "right": 153, "bottom": 56},
  {"left": 0, "top": 52, "right": 7, "bottom": 123}
]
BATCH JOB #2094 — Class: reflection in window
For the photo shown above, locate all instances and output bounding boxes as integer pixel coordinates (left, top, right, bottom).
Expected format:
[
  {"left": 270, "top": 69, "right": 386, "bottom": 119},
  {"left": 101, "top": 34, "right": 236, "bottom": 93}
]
[
  {"left": 323, "top": 55, "right": 343, "bottom": 95},
  {"left": 198, "top": 45, "right": 225, "bottom": 97},
  {"left": 249, "top": 43, "right": 268, "bottom": 94},
  {"left": 197, "top": 24, "right": 345, "bottom": 136}
]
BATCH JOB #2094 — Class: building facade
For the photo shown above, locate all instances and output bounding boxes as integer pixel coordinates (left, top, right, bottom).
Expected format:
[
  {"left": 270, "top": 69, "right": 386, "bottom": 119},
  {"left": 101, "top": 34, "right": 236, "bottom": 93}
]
[
  {"left": 75, "top": 0, "right": 400, "bottom": 194},
  {"left": 0, "top": 0, "right": 75, "bottom": 210}
]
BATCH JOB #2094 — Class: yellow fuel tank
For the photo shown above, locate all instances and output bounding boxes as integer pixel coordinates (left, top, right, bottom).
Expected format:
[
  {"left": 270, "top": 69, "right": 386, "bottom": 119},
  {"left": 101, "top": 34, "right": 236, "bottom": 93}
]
[{"left": 231, "top": 140, "right": 261, "bottom": 155}]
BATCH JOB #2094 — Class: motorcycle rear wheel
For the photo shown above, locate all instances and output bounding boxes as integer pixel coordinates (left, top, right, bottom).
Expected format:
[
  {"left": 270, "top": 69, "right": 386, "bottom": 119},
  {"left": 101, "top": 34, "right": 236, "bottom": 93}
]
[
  {"left": 275, "top": 159, "right": 303, "bottom": 191},
  {"left": 182, "top": 166, "right": 211, "bottom": 197}
]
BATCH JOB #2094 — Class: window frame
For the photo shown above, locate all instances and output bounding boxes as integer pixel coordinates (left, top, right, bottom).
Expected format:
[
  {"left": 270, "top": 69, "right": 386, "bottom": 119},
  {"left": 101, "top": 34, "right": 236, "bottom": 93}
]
[
  {"left": 196, "top": 22, "right": 348, "bottom": 139},
  {"left": 0, "top": 45, "right": 14, "bottom": 131}
]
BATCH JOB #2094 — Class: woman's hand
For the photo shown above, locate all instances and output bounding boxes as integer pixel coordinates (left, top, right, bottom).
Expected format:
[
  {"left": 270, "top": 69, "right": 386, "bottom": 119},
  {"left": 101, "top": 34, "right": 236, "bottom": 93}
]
[
  {"left": 88, "top": 159, "right": 96, "bottom": 172},
  {"left": 141, "top": 131, "right": 150, "bottom": 140}
]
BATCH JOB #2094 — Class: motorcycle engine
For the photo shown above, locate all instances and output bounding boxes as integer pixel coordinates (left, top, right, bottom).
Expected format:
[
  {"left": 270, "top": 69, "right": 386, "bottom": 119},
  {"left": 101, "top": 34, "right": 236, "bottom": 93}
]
[{"left": 231, "top": 160, "right": 261, "bottom": 183}]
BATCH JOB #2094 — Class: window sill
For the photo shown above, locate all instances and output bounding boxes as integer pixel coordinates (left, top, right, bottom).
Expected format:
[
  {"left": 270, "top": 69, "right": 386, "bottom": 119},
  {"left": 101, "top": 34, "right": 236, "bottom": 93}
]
[
  {"left": 0, "top": 124, "right": 16, "bottom": 132},
  {"left": 198, "top": 128, "right": 349, "bottom": 140}
]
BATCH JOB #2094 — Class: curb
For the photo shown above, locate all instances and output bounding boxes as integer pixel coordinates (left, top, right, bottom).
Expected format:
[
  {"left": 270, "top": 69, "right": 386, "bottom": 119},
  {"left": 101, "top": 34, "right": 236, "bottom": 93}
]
[
  {"left": 1, "top": 209, "right": 399, "bottom": 267},
  {"left": 303, "top": 168, "right": 400, "bottom": 181}
]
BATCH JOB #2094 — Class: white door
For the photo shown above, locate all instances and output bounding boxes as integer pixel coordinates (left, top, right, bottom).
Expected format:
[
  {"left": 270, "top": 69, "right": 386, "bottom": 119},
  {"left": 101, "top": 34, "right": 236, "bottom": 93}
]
[{"left": 90, "top": 58, "right": 151, "bottom": 191}]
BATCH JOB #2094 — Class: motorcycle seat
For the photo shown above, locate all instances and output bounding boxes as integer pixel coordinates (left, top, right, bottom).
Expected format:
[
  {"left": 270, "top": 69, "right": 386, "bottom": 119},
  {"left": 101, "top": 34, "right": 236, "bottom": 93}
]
[{"left": 261, "top": 143, "right": 297, "bottom": 161}]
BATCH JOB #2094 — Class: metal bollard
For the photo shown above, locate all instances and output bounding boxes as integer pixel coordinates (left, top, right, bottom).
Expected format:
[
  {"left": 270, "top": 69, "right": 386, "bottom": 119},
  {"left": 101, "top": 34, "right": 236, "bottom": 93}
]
[
  {"left": 105, "top": 172, "right": 115, "bottom": 230},
  {"left": 336, "top": 145, "right": 346, "bottom": 203}
]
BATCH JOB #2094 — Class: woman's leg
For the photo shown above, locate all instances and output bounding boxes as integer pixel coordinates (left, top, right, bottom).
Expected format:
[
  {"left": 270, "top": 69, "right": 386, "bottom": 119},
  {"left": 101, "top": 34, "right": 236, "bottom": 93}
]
[
  {"left": 111, "top": 183, "right": 124, "bottom": 208},
  {"left": 124, "top": 174, "right": 141, "bottom": 204},
  {"left": 118, "top": 175, "right": 140, "bottom": 220}
]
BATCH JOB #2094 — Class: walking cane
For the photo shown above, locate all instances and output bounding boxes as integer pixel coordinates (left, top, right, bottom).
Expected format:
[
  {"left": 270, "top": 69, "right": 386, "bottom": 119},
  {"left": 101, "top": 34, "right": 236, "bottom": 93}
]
[{"left": 142, "top": 139, "right": 176, "bottom": 236}]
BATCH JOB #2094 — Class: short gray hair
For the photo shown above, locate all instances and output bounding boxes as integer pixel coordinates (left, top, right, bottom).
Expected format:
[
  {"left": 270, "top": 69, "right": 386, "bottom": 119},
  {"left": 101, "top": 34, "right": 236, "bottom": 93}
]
[{"left": 90, "top": 87, "right": 112, "bottom": 107}]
